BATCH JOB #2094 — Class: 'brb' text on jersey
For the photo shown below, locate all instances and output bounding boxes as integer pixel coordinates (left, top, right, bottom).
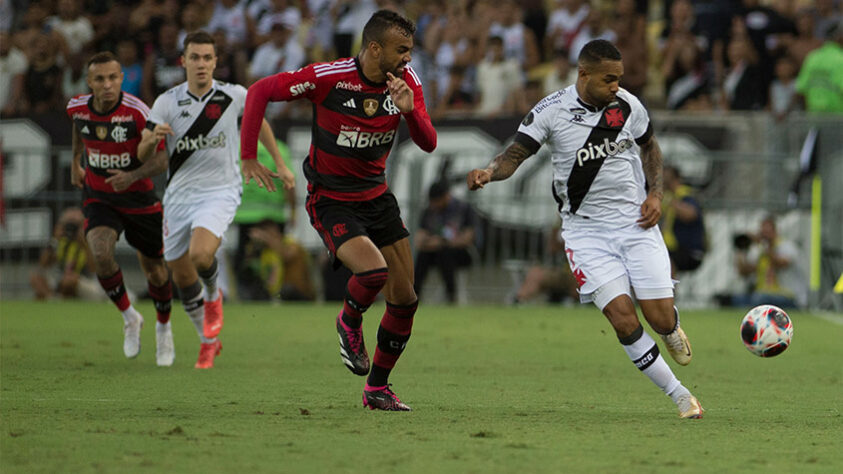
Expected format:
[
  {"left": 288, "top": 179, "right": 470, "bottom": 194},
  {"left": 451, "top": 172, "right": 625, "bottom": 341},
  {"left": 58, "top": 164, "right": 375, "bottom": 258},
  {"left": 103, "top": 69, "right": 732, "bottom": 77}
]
[
  {"left": 515, "top": 85, "right": 654, "bottom": 229},
  {"left": 240, "top": 57, "right": 437, "bottom": 201},
  {"left": 147, "top": 80, "right": 247, "bottom": 205},
  {"left": 66, "top": 92, "right": 161, "bottom": 214}
]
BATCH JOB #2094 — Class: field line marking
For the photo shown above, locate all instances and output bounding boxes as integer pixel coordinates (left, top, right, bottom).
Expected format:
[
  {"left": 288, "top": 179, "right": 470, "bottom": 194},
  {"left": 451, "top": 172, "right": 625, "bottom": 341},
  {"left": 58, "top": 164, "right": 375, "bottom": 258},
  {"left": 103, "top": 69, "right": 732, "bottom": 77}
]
[{"left": 812, "top": 311, "right": 843, "bottom": 326}]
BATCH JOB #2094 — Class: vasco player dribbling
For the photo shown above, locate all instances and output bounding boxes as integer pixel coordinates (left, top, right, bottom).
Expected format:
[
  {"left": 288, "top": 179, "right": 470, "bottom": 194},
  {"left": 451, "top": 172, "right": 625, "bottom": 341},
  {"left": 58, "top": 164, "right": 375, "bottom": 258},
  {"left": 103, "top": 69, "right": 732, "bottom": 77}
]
[
  {"left": 138, "top": 31, "right": 294, "bottom": 369},
  {"left": 467, "top": 40, "right": 703, "bottom": 419},
  {"left": 66, "top": 52, "right": 173, "bottom": 366},
  {"left": 241, "top": 10, "right": 436, "bottom": 410}
]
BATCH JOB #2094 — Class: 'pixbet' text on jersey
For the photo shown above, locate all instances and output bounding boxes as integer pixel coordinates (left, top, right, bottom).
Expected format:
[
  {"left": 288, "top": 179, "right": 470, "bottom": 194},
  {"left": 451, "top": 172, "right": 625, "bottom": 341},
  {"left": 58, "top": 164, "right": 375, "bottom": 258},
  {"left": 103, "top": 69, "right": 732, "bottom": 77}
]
[
  {"left": 174, "top": 132, "right": 227, "bottom": 154},
  {"left": 576, "top": 138, "right": 633, "bottom": 167}
]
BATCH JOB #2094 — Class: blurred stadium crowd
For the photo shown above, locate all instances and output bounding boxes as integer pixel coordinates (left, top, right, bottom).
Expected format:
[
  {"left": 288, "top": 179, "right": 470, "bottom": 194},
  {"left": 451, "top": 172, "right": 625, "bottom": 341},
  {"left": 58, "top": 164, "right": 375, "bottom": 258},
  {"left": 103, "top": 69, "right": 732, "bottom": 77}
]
[{"left": 1, "top": 0, "right": 842, "bottom": 122}]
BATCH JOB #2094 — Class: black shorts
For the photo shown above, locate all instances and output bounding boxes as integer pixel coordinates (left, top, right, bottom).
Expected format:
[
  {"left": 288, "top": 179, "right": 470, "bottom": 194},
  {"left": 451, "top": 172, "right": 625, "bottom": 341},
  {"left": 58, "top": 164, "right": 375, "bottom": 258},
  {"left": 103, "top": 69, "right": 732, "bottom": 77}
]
[
  {"left": 306, "top": 191, "right": 409, "bottom": 261},
  {"left": 84, "top": 201, "right": 164, "bottom": 258}
]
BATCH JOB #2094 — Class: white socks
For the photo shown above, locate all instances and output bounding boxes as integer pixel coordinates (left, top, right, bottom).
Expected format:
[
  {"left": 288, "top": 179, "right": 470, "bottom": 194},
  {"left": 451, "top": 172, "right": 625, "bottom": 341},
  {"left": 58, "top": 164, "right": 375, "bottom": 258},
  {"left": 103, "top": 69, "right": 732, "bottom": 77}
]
[{"left": 621, "top": 326, "right": 682, "bottom": 397}]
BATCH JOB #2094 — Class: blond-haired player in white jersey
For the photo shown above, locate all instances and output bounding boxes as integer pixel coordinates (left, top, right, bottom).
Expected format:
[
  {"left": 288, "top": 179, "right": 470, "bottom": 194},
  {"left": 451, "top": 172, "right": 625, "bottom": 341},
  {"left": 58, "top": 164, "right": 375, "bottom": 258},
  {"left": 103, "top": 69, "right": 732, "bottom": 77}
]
[
  {"left": 138, "top": 31, "right": 294, "bottom": 369},
  {"left": 467, "top": 39, "right": 703, "bottom": 419}
]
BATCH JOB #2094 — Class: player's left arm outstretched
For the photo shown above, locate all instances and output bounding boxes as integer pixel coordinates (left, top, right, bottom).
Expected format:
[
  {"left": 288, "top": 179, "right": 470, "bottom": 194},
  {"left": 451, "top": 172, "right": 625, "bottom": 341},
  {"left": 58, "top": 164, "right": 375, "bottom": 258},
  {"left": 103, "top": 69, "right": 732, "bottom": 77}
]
[
  {"left": 467, "top": 142, "right": 534, "bottom": 190},
  {"left": 638, "top": 135, "right": 664, "bottom": 229}
]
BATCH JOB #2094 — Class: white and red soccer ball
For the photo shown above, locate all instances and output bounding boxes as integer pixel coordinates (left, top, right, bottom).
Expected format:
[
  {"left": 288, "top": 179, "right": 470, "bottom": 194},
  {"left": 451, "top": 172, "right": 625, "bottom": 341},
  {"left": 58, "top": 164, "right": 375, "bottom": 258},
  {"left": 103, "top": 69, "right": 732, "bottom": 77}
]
[{"left": 740, "top": 304, "right": 793, "bottom": 357}]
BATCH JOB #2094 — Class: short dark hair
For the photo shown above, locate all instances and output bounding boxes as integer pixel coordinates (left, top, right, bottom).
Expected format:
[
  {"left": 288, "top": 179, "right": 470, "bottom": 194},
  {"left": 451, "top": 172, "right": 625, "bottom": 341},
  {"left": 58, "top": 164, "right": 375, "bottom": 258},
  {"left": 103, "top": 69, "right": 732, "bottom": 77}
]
[
  {"left": 361, "top": 10, "right": 416, "bottom": 47},
  {"left": 183, "top": 30, "right": 216, "bottom": 54},
  {"left": 87, "top": 51, "right": 119, "bottom": 69},
  {"left": 428, "top": 181, "right": 449, "bottom": 200},
  {"left": 577, "top": 39, "right": 622, "bottom": 66}
]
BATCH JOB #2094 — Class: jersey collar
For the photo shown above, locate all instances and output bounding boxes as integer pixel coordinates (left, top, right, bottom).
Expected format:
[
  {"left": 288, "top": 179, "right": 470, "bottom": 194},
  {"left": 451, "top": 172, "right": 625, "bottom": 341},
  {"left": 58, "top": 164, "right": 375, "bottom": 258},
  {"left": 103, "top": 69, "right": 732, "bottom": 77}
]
[
  {"left": 355, "top": 57, "right": 386, "bottom": 88},
  {"left": 87, "top": 92, "right": 124, "bottom": 116},
  {"left": 187, "top": 80, "right": 217, "bottom": 102}
]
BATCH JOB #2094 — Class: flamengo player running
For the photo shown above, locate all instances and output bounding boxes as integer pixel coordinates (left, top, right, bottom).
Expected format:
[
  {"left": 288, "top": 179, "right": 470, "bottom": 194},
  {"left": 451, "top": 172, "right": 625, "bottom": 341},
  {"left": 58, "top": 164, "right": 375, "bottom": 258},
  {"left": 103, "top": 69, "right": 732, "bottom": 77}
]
[
  {"left": 66, "top": 52, "right": 173, "bottom": 366},
  {"left": 139, "top": 31, "right": 293, "bottom": 369},
  {"left": 241, "top": 10, "right": 436, "bottom": 410},
  {"left": 467, "top": 40, "right": 703, "bottom": 419}
]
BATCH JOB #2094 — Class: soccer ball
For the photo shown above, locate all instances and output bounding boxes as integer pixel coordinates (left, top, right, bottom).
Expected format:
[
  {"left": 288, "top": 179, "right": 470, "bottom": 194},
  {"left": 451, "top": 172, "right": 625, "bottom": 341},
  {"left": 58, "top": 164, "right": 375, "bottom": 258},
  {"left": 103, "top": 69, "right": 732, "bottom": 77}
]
[{"left": 739, "top": 305, "right": 793, "bottom": 357}]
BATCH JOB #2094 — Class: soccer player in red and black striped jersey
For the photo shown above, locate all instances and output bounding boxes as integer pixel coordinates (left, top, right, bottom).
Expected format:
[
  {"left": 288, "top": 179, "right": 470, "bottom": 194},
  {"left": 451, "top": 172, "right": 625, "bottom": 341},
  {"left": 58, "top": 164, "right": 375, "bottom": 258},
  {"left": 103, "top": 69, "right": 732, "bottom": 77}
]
[
  {"left": 66, "top": 52, "right": 173, "bottom": 366},
  {"left": 241, "top": 10, "right": 436, "bottom": 411}
]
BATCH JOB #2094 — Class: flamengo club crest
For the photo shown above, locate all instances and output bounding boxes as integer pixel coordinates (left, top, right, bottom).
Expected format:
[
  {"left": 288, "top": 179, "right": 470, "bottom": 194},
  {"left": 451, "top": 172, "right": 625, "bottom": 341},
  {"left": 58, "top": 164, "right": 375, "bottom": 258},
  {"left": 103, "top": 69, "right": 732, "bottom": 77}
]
[
  {"left": 96, "top": 126, "right": 108, "bottom": 140},
  {"left": 363, "top": 99, "right": 379, "bottom": 116}
]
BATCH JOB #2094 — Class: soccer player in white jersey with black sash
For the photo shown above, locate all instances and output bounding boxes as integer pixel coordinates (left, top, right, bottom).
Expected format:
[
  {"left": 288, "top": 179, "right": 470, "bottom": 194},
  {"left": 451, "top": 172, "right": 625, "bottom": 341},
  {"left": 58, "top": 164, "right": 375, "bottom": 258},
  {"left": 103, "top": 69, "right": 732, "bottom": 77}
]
[
  {"left": 138, "top": 31, "right": 294, "bottom": 369},
  {"left": 467, "top": 40, "right": 703, "bottom": 419}
]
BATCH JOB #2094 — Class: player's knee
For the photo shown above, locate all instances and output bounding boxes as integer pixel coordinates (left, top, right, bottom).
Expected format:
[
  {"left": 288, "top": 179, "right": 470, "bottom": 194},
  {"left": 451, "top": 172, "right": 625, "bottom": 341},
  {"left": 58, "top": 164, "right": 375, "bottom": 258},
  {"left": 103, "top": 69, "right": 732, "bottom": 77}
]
[
  {"left": 188, "top": 248, "right": 214, "bottom": 272},
  {"left": 145, "top": 262, "right": 169, "bottom": 286}
]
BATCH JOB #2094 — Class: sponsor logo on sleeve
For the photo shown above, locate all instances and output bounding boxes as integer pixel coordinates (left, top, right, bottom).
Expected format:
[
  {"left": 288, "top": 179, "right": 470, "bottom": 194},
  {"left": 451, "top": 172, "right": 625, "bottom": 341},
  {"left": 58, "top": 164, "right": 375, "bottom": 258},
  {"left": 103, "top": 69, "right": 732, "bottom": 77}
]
[
  {"left": 521, "top": 112, "right": 534, "bottom": 126},
  {"left": 290, "top": 81, "right": 316, "bottom": 96}
]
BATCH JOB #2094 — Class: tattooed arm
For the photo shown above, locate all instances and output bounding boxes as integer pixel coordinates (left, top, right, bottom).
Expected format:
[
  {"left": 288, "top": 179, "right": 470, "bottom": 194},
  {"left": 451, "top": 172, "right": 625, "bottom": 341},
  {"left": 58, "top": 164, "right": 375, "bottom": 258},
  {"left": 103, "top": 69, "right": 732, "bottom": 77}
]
[
  {"left": 466, "top": 142, "right": 534, "bottom": 190},
  {"left": 637, "top": 135, "right": 664, "bottom": 228}
]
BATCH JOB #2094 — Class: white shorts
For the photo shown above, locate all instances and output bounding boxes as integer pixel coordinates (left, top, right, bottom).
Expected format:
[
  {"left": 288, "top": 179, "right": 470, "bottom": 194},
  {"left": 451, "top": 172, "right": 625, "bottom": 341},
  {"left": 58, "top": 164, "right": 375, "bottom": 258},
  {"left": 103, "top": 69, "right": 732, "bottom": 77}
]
[
  {"left": 562, "top": 223, "right": 674, "bottom": 309},
  {"left": 163, "top": 190, "right": 240, "bottom": 262}
]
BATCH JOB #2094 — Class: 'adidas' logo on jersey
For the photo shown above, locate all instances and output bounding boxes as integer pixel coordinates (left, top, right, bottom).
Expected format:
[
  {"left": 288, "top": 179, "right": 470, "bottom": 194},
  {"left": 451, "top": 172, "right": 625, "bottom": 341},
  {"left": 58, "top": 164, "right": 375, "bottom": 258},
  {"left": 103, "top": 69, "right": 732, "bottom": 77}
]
[
  {"left": 81, "top": 125, "right": 90, "bottom": 134},
  {"left": 343, "top": 99, "right": 356, "bottom": 108}
]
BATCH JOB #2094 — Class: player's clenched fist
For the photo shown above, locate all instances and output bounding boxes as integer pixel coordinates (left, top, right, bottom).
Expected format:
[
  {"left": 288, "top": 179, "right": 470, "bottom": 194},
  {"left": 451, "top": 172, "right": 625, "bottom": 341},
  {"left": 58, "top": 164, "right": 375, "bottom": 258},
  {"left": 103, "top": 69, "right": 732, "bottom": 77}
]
[{"left": 466, "top": 169, "right": 492, "bottom": 190}]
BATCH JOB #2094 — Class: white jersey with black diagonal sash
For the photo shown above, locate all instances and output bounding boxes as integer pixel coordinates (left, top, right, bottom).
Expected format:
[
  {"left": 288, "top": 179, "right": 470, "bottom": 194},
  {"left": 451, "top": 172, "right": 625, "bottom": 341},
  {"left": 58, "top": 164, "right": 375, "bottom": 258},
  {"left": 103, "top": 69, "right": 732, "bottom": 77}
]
[
  {"left": 148, "top": 80, "right": 246, "bottom": 205},
  {"left": 515, "top": 85, "right": 653, "bottom": 230}
]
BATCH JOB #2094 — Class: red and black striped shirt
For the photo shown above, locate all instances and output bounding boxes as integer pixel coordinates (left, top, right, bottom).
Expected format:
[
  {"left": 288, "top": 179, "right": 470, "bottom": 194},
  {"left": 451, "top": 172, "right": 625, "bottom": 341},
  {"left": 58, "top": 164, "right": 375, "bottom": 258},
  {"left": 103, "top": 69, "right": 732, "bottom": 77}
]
[
  {"left": 241, "top": 57, "right": 436, "bottom": 201},
  {"left": 66, "top": 92, "right": 161, "bottom": 214}
]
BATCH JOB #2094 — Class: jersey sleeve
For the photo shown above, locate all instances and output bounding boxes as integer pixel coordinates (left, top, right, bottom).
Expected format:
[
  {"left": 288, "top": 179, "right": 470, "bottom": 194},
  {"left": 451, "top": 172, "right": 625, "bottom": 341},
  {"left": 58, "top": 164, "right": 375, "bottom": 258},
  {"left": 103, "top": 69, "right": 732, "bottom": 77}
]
[
  {"left": 515, "top": 100, "right": 557, "bottom": 155},
  {"left": 624, "top": 91, "right": 653, "bottom": 145},
  {"left": 147, "top": 94, "right": 169, "bottom": 129},
  {"left": 241, "top": 65, "right": 319, "bottom": 160},
  {"left": 232, "top": 84, "right": 249, "bottom": 116},
  {"left": 402, "top": 66, "right": 436, "bottom": 153}
]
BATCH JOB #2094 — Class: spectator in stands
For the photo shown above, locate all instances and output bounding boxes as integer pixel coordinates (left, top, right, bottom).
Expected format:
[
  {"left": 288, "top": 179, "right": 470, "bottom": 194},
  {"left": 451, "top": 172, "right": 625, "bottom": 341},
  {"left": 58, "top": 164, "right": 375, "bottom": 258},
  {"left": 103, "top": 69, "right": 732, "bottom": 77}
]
[
  {"left": 426, "top": 5, "right": 477, "bottom": 110},
  {"left": 511, "top": 223, "right": 578, "bottom": 305},
  {"left": 233, "top": 138, "right": 298, "bottom": 300},
  {"left": 0, "top": 31, "right": 28, "bottom": 117},
  {"left": 810, "top": 0, "right": 842, "bottom": 41},
  {"left": 613, "top": 0, "right": 648, "bottom": 97},
  {"left": 46, "top": 0, "right": 94, "bottom": 56},
  {"left": 249, "top": 19, "right": 306, "bottom": 83},
  {"left": 332, "top": 0, "right": 377, "bottom": 58},
  {"left": 663, "top": 39, "right": 712, "bottom": 110},
  {"left": 62, "top": 47, "right": 91, "bottom": 101},
  {"left": 13, "top": 3, "right": 68, "bottom": 62},
  {"left": 254, "top": 0, "right": 302, "bottom": 48},
  {"left": 720, "top": 36, "right": 765, "bottom": 110},
  {"left": 568, "top": 7, "right": 616, "bottom": 65},
  {"left": 242, "top": 220, "right": 316, "bottom": 302},
  {"left": 487, "top": 0, "right": 540, "bottom": 71},
  {"left": 178, "top": 2, "right": 210, "bottom": 47},
  {"left": 782, "top": 9, "right": 824, "bottom": 68},
  {"left": 661, "top": 166, "right": 706, "bottom": 277},
  {"left": 18, "top": 32, "right": 65, "bottom": 116},
  {"left": 542, "top": 48, "right": 577, "bottom": 95},
  {"left": 90, "top": 1, "right": 133, "bottom": 53},
  {"left": 207, "top": 0, "right": 253, "bottom": 49},
  {"left": 769, "top": 55, "right": 800, "bottom": 121},
  {"left": 429, "top": 64, "right": 475, "bottom": 120},
  {"left": 117, "top": 40, "right": 143, "bottom": 98},
  {"left": 545, "top": 0, "right": 590, "bottom": 62},
  {"left": 141, "top": 22, "right": 184, "bottom": 104},
  {"left": 474, "top": 35, "right": 523, "bottom": 118},
  {"left": 211, "top": 28, "right": 248, "bottom": 87},
  {"left": 731, "top": 215, "right": 807, "bottom": 309},
  {"left": 29, "top": 207, "right": 102, "bottom": 301},
  {"left": 795, "top": 19, "right": 843, "bottom": 114},
  {"left": 414, "top": 181, "right": 478, "bottom": 304},
  {"left": 735, "top": 0, "right": 796, "bottom": 98}
]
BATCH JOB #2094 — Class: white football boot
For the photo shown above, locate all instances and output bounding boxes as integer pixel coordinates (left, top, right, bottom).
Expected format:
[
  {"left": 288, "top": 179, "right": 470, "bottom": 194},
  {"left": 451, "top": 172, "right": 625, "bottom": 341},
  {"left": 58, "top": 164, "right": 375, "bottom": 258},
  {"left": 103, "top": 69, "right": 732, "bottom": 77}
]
[{"left": 156, "top": 321, "right": 175, "bottom": 367}]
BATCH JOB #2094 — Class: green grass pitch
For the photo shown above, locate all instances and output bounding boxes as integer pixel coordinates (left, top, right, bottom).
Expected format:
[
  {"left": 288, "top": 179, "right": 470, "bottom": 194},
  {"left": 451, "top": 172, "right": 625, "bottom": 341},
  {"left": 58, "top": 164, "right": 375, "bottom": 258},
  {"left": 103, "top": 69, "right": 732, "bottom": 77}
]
[{"left": 1, "top": 300, "right": 842, "bottom": 473}]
